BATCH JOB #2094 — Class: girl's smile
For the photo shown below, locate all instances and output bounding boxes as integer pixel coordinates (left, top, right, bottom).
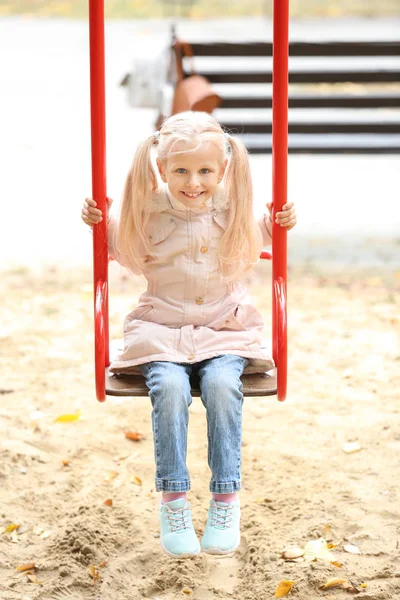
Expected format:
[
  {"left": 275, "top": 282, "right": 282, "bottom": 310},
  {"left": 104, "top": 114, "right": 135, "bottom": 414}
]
[{"left": 181, "top": 191, "right": 204, "bottom": 198}]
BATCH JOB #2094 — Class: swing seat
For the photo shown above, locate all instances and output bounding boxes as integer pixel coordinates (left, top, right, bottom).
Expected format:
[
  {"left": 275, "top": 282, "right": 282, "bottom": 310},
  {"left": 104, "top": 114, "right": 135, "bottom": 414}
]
[{"left": 105, "top": 367, "right": 277, "bottom": 397}]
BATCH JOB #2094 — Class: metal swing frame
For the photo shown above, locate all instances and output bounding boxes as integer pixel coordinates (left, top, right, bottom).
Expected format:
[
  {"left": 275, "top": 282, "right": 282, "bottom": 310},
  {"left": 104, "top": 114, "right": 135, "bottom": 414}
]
[{"left": 88, "top": 0, "right": 289, "bottom": 402}]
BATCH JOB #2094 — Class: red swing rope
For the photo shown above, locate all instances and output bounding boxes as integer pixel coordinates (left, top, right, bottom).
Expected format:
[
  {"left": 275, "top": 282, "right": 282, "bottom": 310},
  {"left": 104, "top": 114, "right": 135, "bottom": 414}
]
[{"left": 88, "top": 0, "right": 289, "bottom": 402}]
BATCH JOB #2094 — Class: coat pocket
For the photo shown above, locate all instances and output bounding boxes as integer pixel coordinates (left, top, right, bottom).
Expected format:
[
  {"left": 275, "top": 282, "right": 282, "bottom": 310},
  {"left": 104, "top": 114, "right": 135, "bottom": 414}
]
[
  {"left": 207, "top": 304, "right": 248, "bottom": 332},
  {"left": 212, "top": 210, "right": 229, "bottom": 231},
  {"left": 148, "top": 218, "right": 177, "bottom": 245}
]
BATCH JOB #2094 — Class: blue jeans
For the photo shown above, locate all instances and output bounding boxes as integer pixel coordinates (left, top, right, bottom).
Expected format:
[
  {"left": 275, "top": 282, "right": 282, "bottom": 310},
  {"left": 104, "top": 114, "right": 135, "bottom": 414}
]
[{"left": 140, "top": 355, "right": 249, "bottom": 493}]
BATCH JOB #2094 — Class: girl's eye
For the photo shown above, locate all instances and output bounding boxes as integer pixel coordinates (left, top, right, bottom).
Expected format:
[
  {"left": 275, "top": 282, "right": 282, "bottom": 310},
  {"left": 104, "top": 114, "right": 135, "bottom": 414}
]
[
  {"left": 176, "top": 168, "right": 186, "bottom": 174},
  {"left": 200, "top": 168, "right": 210, "bottom": 174}
]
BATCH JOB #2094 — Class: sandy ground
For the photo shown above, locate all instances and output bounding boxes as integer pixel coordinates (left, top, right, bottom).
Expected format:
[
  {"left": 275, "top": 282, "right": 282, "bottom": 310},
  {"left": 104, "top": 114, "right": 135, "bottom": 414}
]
[
  {"left": 1, "top": 15, "right": 400, "bottom": 600},
  {"left": 1, "top": 258, "right": 399, "bottom": 600}
]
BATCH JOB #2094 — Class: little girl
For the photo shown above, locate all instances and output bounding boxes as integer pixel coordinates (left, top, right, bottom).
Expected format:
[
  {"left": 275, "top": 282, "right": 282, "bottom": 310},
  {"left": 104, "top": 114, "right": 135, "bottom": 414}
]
[{"left": 82, "top": 111, "right": 296, "bottom": 559}]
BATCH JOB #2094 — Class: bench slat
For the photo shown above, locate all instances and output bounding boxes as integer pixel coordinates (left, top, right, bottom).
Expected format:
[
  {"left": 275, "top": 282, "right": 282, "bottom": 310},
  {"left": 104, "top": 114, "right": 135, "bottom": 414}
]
[
  {"left": 220, "top": 122, "right": 400, "bottom": 135},
  {"left": 249, "top": 146, "right": 400, "bottom": 154},
  {"left": 191, "top": 69, "right": 400, "bottom": 84},
  {"left": 240, "top": 133, "right": 400, "bottom": 154},
  {"left": 188, "top": 41, "right": 400, "bottom": 57},
  {"left": 220, "top": 93, "right": 400, "bottom": 109}
]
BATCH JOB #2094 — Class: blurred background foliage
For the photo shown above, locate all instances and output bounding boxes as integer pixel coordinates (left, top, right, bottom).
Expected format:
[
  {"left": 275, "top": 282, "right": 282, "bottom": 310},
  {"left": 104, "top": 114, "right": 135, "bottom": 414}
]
[{"left": 0, "top": 0, "right": 400, "bottom": 18}]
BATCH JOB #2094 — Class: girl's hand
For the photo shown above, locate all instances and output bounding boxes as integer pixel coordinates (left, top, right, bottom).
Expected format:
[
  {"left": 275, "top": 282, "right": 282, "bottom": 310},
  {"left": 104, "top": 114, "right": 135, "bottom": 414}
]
[
  {"left": 267, "top": 201, "right": 297, "bottom": 231},
  {"left": 81, "top": 197, "right": 113, "bottom": 226}
]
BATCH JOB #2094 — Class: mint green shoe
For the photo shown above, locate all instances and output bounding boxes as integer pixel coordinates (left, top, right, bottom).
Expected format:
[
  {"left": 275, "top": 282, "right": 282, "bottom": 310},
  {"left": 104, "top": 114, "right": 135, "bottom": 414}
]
[
  {"left": 159, "top": 498, "right": 200, "bottom": 559},
  {"left": 201, "top": 499, "right": 240, "bottom": 555}
]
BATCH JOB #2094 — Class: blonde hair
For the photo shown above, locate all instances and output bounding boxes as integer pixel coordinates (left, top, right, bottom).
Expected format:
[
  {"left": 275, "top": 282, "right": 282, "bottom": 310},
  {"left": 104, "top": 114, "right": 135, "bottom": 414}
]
[{"left": 117, "top": 111, "right": 263, "bottom": 281}]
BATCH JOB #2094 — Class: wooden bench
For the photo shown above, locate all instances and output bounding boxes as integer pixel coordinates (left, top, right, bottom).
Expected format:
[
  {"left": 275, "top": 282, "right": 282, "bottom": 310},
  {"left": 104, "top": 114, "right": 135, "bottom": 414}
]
[{"left": 167, "top": 37, "right": 400, "bottom": 154}]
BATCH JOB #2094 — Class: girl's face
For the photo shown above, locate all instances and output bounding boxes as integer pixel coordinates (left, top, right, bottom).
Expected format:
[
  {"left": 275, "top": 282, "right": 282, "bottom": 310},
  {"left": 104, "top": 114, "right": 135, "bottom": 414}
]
[{"left": 156, "top": 140, "right": 228, "bottom": 207}]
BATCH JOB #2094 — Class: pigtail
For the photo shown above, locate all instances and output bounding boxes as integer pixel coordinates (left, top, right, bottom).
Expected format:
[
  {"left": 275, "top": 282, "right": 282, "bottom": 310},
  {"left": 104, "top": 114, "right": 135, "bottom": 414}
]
[
  {"left": 220, "top": 134, "right": 263, "bottom": 281},
  {"left": 117, "top": 135, "right": 158, "bottom": 273}
]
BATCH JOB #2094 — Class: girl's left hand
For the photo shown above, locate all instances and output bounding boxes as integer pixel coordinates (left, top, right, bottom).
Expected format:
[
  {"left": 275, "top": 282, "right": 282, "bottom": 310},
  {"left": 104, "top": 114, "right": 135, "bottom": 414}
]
[{"left": 267, "top": 202, "right": 297, "bottom": 230}]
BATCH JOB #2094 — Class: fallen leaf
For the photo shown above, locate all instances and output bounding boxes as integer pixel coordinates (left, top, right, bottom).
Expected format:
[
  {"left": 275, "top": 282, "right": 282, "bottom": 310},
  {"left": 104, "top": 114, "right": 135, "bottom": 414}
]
[
  {"left": 62, "top": 460, "right": 70, "bottom": 467},
  {"left": 124, "top": 431, "right": 145, "bottom": 442},
  {"left": 331, "top": 561, "right": 343, "bottom": 568},
  {"left": 98, "top": 560, "right": 108, "bottom": 568},
  {"left": 282, "top": 546, "right": 305, "bottom": 560},
  {"left": 131, "top": 476, "right": 142, "bottom": 486},
  {"left": 343, "top": 581, "right": 361, "bottom": 594},
  {"left": 343, "top": 543, "right": 361, "bottom": 554},
  {"left": 183, "top": 590, "right": 193, "bottom": 595},
  {"left": 343, "top": 442, "right": 362, "bottom": 454},
  {"left": 16, "top": 563, "right": 35, "bottom": 572},
  {"left": 360, "top": 583, "right": 367, "bottom": 588},
  {"left": 105, "top": 471, "right": 118, "bottom": 482},
  {"left": 320, "top": 578, "right": 348, "bottom": 590},
  {"left": 89, "top": 564, "right": 100, "bottom": 584},
  {"left": 304, "top": 538, "right": 335, "bottom": 562},
  {"left": 40, "top": 530, "right": 51, "bottom": 539},
  {"left": 113, "top": 454, "right": 130, "bottom": 462},
  {"left": 27, "top": 572, "right": 42, "bottom": 584},
  {"left": 4, "top": 524, "right": 20, "bottom": 534},
  {"left": 54, "top": 410, "right": 82, "bottom": 423},
  {"left": 11, "top": 530, "right": 19, "bottom": 543},
  {"left": 104, "top": 499, "right": 113, "bottom": 507},
  {"left": 274, "top": 580, "right": 296, "bottom": 598}
]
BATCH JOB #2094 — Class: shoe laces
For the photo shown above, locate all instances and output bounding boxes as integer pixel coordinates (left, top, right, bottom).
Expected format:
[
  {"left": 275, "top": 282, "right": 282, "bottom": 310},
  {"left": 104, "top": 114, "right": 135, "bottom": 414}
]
[
  {"left": 210, "top": 502, "right": 234, "bottom": 530},
  {"left": 166, "top": 506, "right": 191, "bottom": 534}
]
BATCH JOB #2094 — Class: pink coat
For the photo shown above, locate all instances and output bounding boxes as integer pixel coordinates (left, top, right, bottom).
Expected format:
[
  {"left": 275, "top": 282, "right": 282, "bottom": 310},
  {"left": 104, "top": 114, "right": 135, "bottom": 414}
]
[{"left": 108, "top": 186, "right": 274, "bottom": 375}]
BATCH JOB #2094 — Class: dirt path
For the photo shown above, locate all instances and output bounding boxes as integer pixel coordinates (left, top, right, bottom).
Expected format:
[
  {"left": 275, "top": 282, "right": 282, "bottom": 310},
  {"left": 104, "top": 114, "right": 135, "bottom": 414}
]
[{"left": 0, "top": 262, "right": 399, "bottom": 600}]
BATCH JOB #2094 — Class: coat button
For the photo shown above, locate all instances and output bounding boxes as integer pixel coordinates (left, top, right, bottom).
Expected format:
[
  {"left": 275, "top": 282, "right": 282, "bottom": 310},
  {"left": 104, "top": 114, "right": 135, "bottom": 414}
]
[
  {"left": 187, "top": 354, "right": 195, "bottom": 361},
  {"left": 200, "top": 246, "right": 208, "bottom": 253},
  {"left": 196, "top": 297, "right": 203, "bottom": 305}
]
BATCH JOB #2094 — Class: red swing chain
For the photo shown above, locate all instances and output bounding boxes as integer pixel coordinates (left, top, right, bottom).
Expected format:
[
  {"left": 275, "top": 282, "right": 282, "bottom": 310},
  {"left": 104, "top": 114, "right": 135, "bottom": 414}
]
[
  {"left": 271, "top": 0, "right": 289, "bottom": 401},
  {"left": 89, "top": 0, "right": 109, "bottom": 402}
]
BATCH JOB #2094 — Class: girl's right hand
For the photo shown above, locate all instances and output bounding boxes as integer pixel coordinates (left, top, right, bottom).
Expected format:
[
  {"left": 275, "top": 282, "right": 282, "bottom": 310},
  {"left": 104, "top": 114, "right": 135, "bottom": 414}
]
[{"left": 81, "top": 197, "right": 113, "bottom": 226}]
